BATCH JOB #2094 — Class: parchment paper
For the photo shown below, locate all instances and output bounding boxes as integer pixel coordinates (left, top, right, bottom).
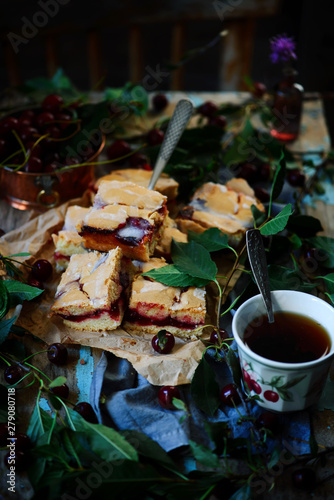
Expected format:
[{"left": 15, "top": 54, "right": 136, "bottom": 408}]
[{"left": 0, "top": 201, "right": 241, "bottom": 386}]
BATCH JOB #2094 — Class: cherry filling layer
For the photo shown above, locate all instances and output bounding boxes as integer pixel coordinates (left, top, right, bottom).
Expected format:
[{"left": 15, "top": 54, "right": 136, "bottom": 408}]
[
  {"left": 80, "top": 216, "right": 154, "bottom": 247},
  {"left": 125, "top": 308, "right": 203, "bottom": 330},
  {"left": 54, "top": 252, "right": 71, "bottom": 262},
  {"left": 60, "top": 297, "right": 124, "bottom": 323}
]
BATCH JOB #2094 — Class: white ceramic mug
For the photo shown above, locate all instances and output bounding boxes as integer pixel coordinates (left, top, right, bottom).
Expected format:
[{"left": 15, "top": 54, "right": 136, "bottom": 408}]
[{"left": 232, "top": 290, "right": 334, "bottom": 412}]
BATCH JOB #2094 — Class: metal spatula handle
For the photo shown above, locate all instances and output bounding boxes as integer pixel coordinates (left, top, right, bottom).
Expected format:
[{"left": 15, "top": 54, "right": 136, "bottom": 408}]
[
  {"left": 148, "top": 99, "right": 193, "bottom": 190},
  {"left": 246, "top": 229, "right": 274, "bottom": 323}
]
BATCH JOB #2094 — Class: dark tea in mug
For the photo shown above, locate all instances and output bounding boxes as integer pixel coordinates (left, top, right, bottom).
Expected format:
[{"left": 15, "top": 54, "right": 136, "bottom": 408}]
[{"left": 243, "top": 311, "right": 331, "bottom": 363}]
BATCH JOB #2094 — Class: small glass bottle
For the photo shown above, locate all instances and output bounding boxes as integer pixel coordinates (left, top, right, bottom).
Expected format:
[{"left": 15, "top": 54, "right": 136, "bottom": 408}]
[{"left": 270, "top": 69, "right": 303, "bottom": 142}]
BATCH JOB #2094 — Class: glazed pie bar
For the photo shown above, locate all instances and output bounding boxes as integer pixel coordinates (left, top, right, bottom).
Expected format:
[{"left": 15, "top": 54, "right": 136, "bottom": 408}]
[
  {"left": 91, "top": 169, "right": 179, "bottom": 202},
  {"left": 52, "top": 205, "right": 89, "bottom": 272},
  {"left": 77, "top": 180, "right": 168, "bottom": 261},
  {"left": 154, "top": 216, "right": 187, "bottom": 260},
  {"left": 123, "top": 258, "right": 206, "bottom": 340},
  {"left": 177, "top": 178, "right": 264, "bottom": 247},
  {"left": 51, "top": 248, "right": 134, "bottom": 331}
]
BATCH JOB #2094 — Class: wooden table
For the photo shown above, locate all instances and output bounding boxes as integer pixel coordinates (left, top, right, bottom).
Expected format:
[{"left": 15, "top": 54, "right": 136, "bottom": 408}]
[{"left": 0, "top": 92, "right": 333, "bottom": 500}]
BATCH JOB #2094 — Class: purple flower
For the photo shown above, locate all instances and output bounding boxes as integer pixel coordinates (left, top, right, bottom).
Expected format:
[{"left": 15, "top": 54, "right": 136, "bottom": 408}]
[{"left": 269, "top": 34, "right": 297, "bottom": 64}]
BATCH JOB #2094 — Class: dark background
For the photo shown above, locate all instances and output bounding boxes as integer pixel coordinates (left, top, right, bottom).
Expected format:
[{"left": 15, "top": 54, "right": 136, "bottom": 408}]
[{"left": 1, "top": 0, "right": 334, "bottom": 142}]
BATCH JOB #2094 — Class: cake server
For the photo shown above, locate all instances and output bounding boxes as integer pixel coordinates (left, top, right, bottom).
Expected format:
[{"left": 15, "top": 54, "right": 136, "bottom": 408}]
[
  {"left": 148, "top": 98, "right": 194, "bottom": 190},
  {"left": 246, "top": 228, "right": 274, "bottom": 323}
]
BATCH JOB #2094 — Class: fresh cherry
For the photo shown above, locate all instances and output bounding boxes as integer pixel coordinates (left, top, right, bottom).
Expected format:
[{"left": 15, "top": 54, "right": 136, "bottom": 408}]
[
  {"left": 198, "top": 101, "right": 218, "bottom": 117},
  {"left": 26, "top": 141, "right": 42, "bottom": 158},
  {"left": 4, "top": 365, "right": 24, "bottom": 385},
  {"left": 19, "top": 126, "right": 38, "bottom": 143},
  {"left": 259, "top": 162, "right": 271, "bottom": 180},
  {"left": 147, "top": 129, "right": 164, "bottom": 146},
  {"left": 152, "top": 330, "right": 175, "bottom": 354},
  {"left": 254, "top": 187, "right": 270, "bottom": 203},
  {"left": 158, "top": 386, "right": 181, "bottom": 410},
  {"left": 55, "top": 112, "right": 72, "bottom": 130},
  {"left": 50, "top": 383, "right": 69, "bottom": 399},
  {"left": 42, "top": 94, "right": 64, "bottom": 113},
  {"left": 47, "top": 343, "right": 68, "bottom": 366},
  {"left": 129, "top": 152, "right": 149, "bottom": 167},
  {"left": 4, "top": 450, "right": 29, "bottom": 472},
  {"left": 27, "top": 278, "right": 44, "bottom": 290},
  {"left": 263, "top": 390, "right": 279, "bottom": 403},
  {"left": 9, "top": 432, "right": 32, "bottom": 451},
  {"left": 0, "top": 116, "right": 18, "bottom": 136},
  {"left": 106, "top": 140, "right": 132, "bottom": 162},
  {"left": 25, "top": 156, "right": 43, "bottom": 173},
  {"left": 0, "top": 228, "right": 5, "bottom": 237},
  {"left": 208, "top": 115, "right": 227, "bottom": 129},
  {"left": 20, "top": 109, "right": 35, "bottom": 122},
  {"left": 152, "top": 94, "right": 168, "bottom": 112},
  {"left": 31, "top": 259, "right": 53, "bottom": 281},
  {"left": 286, "top": 169, "right": 305, "bottom": 187},
  {"left": 236, "top": 162, "right": 258, "bottom": 182},
  {"left": 210, "top": 328, "right": 230, "bottom": 346},
  {"left": 291, "top": 468, "right": 316, "bottom": 490},
  {"left": 35, "top": 112, "right": 55, "bottom": 130},
  {"left": 0, "top": 423, "right": 9, "bottom": 447},
  {"left": 255, "top": 411, "right": 282, "bottom": 435},
  {"left": 252, "top": 82, "right": 267, "bottom": 98},
  {"left": 73, "top": 402, "right": 98, "bottom": 423},
  {"left": 220, "top": 383, "right": 241, "bottom": 407},
  {"left": 45, "top": 126, "right": 61, "bottom": 139}
]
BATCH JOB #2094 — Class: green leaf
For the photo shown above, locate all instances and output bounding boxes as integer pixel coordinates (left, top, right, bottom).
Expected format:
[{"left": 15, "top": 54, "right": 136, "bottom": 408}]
[
  {"left": 307, "top": 236, "right": 334, "bottom": 268},
  {"left": 188, "top": 440, "right": 220, "bottom": 468},
  {"left": 260, "top": 204, "right": 293, "bottom": 236},
  {"left": 171, "top": 240, "right": 217, "bottom": 280},
  {"left": 289, "top": 233, "right": 302, "bottom": 250},
  {"left": 142, "top": 264, "right": 209, "bottom": 287},
  {"left": 316, "top": 376, "right": 334, "bottom": 411},
  {"left": 268, "top": 152, "right": 286, "bottom": 217},
  {"left": 229, "top": 483, "right": 252, "bottom": 500},
  {"left": 172, "top": 398, "right": 188, "bottom": 413},
  {"left": 0, "top": 280, "right": 9, "bottom": 319},
  {"left": 27, "top": 405, "right": 53, "bottom": 443},
  {"left": 187, "top": 228, "right": 232, "bottom": 252},
  {"left": 320, "top": 273, "right": 334, "bottom": 294},
  {"left": 268, "top": 265, "right": 317, "bottom": 292},
  {"left": 226, "top": 347, "right": 242, "bottom": 388},
  {"left": 190, "top": 357, "right": 220, "bottom": 416},
  {"left": 49, "top": 376, "right": 67, "bottom": 389},
  {"left": 120, "top": 429, "right": 176, "bottom": 469},
  {"left": 251, "top": 204, "right": 267, "bottom": 227},
  {"left": 68, "top": 408, "right": 138, "bottom": 462},
  {"left": 0, "top": 316, "right": 17, "bottom": 344},
  {"left": 203, "top": 421, "right": 231, "bottom": 454},
  {"left": 3, "top": 280, "right": 43, "bottom": 305},
  {"left": 287, "top": 215, "right": 323, "bottom": 238}
]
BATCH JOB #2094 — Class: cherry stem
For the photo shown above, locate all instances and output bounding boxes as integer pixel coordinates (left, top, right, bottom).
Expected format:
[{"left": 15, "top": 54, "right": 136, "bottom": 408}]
[
  {"left": 21, "top": 349, "right": 51, "bottom": 363},
  {"left": 24, "top": 362, "right": 52, "bottom": 383},
  {"left": 213, "top": 278, "right": 223, "bottom": 330}
]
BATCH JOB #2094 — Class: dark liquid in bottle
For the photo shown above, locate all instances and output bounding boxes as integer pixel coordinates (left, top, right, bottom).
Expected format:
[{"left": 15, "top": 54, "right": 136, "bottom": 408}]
[{"left": 244, "top": 312, "right": 331, "bottom": 363}]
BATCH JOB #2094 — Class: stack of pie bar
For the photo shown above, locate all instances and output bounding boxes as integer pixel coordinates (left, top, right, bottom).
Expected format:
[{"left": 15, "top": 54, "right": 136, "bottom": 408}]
[{"left": 51, "top": 172, "right": 263, "bottom": 340}]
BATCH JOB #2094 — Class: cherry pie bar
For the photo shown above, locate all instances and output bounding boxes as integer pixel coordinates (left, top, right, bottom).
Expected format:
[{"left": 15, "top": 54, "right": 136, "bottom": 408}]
[
  {"left": 51, "top": 248, "right": 134, "bottom": 331},
  {"left": 154, "top": 216, "right": 187, "bottom": 260},
  {"left": 52, "top": 205, "right": 89, "bottom": 272},
  {"left": 91, "top": 169, "right": 179, "bottom": 202},
  {"left": 123, "top": 258, "right": 206, "bottom": 340},
  {"left": 177, "top": 178, "right": 264, "bottom": 247},
  {"left": 77, "top": 180, "right": 168, "bottom": 261}
]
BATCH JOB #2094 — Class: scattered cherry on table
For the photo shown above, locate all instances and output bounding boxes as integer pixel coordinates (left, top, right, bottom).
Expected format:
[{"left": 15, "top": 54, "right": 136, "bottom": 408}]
[
  {"left": 31, "top": 259, "right": 53, "bottom": 281},
  {"left": 152, "top": 330, "right": 175, "bottom": 354},
  {"left": 47, "top": 343, "right": 68, "bottom": 366},
  {"left": 73, "top": 402, "right": 98, "bottom": 424},
  {"left": 50, "top": 383, "right": 70, "bottom": 399},
  {"left": 4, "top": 365, "right": 25, "bottom": 385},
  {"left": 220, "top": 383, "right": 241, "bottom": 407},
  {"left": 158, "top": 386, "right": 181, "bottom": 410},
  {"left": 152, "top": 93, "right": 168, "bottom": 112},
  {"left": 147, "top": 129, "right": 164, "bottom": 146}
]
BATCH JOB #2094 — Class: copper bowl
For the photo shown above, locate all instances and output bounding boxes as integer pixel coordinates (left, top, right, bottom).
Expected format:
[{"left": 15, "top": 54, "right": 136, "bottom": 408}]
[{"left": 0, "top": 134, "right": 105, "bottom": 211}]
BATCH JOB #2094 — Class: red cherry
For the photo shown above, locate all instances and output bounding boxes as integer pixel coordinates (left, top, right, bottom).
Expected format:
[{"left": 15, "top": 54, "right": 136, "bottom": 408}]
[
  {"left": 287, "top": 169, "right": 305, "bottom": 187},
  {"left": 220, "top": 383, "right": 241, "bottom": 407},
  {"left": 129, "top": 152, "right": 148, "bottom": 167},
  {"left": 50, "top": 383, "right": 69, "bottom": 399},
  {"left": 208, "top": 115, "right": 227, "bottom": 129},
  {"left": 44, "top": 162, "right": 60, "bottom": 172},
  {"left": 259, "top": 162, "right": 271, "bottom": 180},
  {"left": 4, "top": 365, "right": 25, "bottom": 385},
  {"left": 250, "top": 379, "right": 262, "bottom": 395},
  {"left": 19, "top": 126, "right": 38, "bottom": 143},
  {"left": 26, "top": 141, "right": 42, "bottom": 158},
  {"left": 42, "top": 94, "right": 64, "bottom": 113},
  {"left": 158, "top": 386, "right": 181, "bottom": 410},
  {"left": 198, "top": 101, "right": 218, "bottom": 117},
  {"left": 255, "top": 411, "right": 282, "bottom": 435},
  {"left": 31, "top": 259, "right": 53, "bottom": 281},
  {"left": 73, "top": 402, "right": 98, "bottom": 423},
  {"left": 25, "top": 156, "right": 43, "bottom": 173},
  {"left": 47, "top": 343, "right": 68, "bottom": 366},
  {"left": 0, "top": 228, "right": 5, "bottom": 237},
  {"left": 252, "top": 82, "right": 267, "bottom": 98},
  {"left": 55, "top": 112, "right": 72, "bottom": 130},
  {"left": 0, "top": 138, "right": 7, "bottom": 157},
  {"left": 263, "top": 390, "right": 279, "bottom": 402},
  {"left": 35, "top": 112, "right": 55, "bottom": 130},
  {"left": 20, "top": 109, "right": 35, "bottom": 122},
  {"left": 237, "top": 163, "right": 258, "bottom": 182},
  {"left": 18, "top": 117, "right": 33, "bottom": 129},
  {"left": 45, "top": 126, "right": 61, "bottom": 139},
  {"left": 65, "top": 156, "right": 80, "bottom": 166},
  {"left": 152, "top": 330, "right": 175, "bottom": 354},
  {"left": 254, "top": 187, "right": 270, "bottom": 203},
  {"left": 210, "top": 328, "right": 230, "bottom": 346},
  {"left": 0, "top": 116, "right": 18, "bottom": 136},
  {"left": 152, "top": 94, "right": 168, "bottom": 112},
  {"left": 147, "top": 129, "right": 164, "bottom": 146},
  {"left": 292, "top": 468, "right": 316, "bottom": 490},
  {"left": 106, "top": 140, "right": 132, "bottom": 162},
  {"left": 27, "top": 278, "right": 44, "bottom": 290}
]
